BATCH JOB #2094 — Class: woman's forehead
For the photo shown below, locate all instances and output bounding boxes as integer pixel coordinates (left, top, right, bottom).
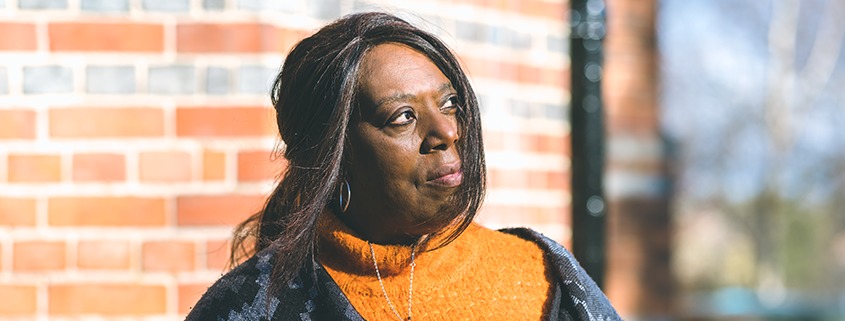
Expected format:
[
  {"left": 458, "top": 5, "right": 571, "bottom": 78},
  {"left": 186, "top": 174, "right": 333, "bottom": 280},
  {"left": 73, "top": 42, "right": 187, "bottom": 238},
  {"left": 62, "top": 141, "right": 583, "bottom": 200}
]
[{"left": 357, "top": 43, "right": 453, "bottom": 104}]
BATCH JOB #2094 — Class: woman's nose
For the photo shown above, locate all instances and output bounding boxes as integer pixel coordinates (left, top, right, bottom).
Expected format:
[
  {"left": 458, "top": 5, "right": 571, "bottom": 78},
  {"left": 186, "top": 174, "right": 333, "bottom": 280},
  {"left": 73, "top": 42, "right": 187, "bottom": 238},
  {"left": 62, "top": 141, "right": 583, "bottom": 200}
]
[{"left": 420, "top": 111, "right": 459, "bottom": 153}]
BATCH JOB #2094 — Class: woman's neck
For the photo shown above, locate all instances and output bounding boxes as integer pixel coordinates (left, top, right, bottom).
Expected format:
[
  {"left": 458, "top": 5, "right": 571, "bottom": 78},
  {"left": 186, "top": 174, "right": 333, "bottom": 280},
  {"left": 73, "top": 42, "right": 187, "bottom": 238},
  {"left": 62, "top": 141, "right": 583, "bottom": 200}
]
[
  {"left": 318, "top": 209, "right": 421, "bottom": 275},
  {"left": 333, "top": 212, "right": 419, "bottom": 246}
]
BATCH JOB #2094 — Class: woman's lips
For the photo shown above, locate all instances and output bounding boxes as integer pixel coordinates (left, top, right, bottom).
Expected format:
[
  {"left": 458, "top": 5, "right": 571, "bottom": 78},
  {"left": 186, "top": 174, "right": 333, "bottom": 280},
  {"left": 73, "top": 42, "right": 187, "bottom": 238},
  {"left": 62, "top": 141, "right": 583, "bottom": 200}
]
[{"left": 427, "top": 163, "right": 463, "bottom": 187}]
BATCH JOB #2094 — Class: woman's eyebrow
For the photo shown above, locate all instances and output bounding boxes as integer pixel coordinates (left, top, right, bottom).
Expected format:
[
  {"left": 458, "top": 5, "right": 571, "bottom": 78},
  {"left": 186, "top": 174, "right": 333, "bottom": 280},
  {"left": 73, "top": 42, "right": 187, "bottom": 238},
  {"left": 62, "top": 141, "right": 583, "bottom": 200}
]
[
  {"left": 437, "top": 82, "right": 455, "bottom": 94},
  {"left": 376, "top": 93, "right": 415, "bottom": 108},
  {"left": 375, "top": 83, "right": 455, "bottom": 108}
]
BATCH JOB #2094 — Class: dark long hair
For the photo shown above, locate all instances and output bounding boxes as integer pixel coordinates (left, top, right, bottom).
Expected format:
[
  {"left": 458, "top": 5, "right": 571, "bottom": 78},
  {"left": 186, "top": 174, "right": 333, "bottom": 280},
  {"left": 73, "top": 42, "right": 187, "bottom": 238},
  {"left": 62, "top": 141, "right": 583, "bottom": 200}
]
[{"left": 229, "top": 12, "right": 486, "bottom": 291}]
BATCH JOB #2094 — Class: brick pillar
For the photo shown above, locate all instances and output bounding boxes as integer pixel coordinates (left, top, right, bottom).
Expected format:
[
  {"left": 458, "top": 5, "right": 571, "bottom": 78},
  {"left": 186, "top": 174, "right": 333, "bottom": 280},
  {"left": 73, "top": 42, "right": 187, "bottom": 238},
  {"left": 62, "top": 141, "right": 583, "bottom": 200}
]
[{"left": 603, "top": 0, "right": 676, "bottom": 318}]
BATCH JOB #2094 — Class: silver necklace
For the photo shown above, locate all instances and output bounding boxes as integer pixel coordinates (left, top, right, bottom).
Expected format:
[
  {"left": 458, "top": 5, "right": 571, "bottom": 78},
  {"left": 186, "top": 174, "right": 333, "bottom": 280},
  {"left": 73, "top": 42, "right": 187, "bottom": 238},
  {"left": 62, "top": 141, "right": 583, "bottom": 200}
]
[{"left": 368, "top": 241, "right": 416, "bottom": 321}]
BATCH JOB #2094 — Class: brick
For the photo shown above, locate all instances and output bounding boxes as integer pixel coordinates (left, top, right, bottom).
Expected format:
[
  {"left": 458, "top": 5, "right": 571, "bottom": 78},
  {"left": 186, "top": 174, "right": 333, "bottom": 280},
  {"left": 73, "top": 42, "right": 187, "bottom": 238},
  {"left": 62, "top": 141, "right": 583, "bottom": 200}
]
[
  {"left": 77, "top": 240, "right": 131, "bottom": 270},
  {"left": 142, "top": 0, "right": 188, "bottom": 12},
  {"left": 19, "top": 0, "right": 66, "bottom": 9},
  {"left": 177, "top": 194, "right": 264, "bottom": 226},
  {"left": 528, "top": 170, "right": 548, "bottom": 189},
  {"left": 522, "top": 133, "right": 544, "bottom": 152},
  {"left": 202, "top": 150, "right": 226, "bottom": 181},
  {"left": 13, "top": 241, "right": 66, "bottom": 271},
  {"left": 606, "top": 113, "right": 659, "bottom": 135},
  {"left": 544, "top": 103, "right": 566, "bottom": 120},
  {"left": 86, "top": 65, "right": 136, "bottom": 94},
  {"left": 23, "top": 66, "right": 72, "bottom": 94},
  {"left": 455, "top": 20, "right": 488, "bottom": 43},
  {"left": 179, "top": 282, "right": 214, "bottom": 314},
  {"left": 492, "top": 26, "right": 532, "bottom": 49},
  {"left": 517, "top": 64, "right": 542, "bottom": 84},
  {"left": 49, "top": 22, "right": 163, "bottom": 52},
  {"left": 0, "top": 285, "right": 37, "bottom": 314},
  {"left": 81, "top": 0, "right": 129, "bottom": 12},
  {"left": 49, "top": 284, "right": 166, "bottom": 315},
  {"left": 458, "top": 56, "right": 487, "bottom": 79},
  {"left": 236, "top": 0, "right": 262, "bottom": 10},
  {"left": 548, "top": 35, "right": 568, "bottom": 54},
  {"left": 495, "top": 205, "right": 534, "bottom": 224},
  {"left": 350, "top": 0, "right": 379, "bottom": 12},
  {"left": 277, "top": 28, "right": 310, "bottom": 53},
  {"left": 203, "top": 0, "right": 224, "bottom": 10},
  {"left": 49, "top": 197, "right": 166, "bottom": 226},
  {"left": 237, "top": 65, "right": 277, "bottom": 94},
  {"left": 148, "top": 65, "right": 195, "bottom": 94},
  {"left": 7, "top": 154, "right": 61, "bottom": 182},
  {"left": 0, "top": 67, "right": 6, "bottom": 93},
  {"left": 509, "top": 99, "right": 536, "bottom": 118},
  {"left": 494, "top": 62, "right": 523, "bottom": 84},
  {"left": 0, "top": 23, "right": 36, "bottom": 50},
  {"left": 139, "top": 151, "right": 192, "bottom": 182},
  {"left": 0, "top": 109, "right": 36, "bottom": 139},
  {"left": 522, "top": 0, "right": 565, "bottom": 20},
  {"left": 489, "top": 168, "right": 529, "bottom": 189},
  {"left": 307, "top": 0, "right": 340, "bottom": 20},
  {"left": 237, "top": 150, "right": 285, "bottom": 181},
  {"left": 237, "top": 0, "right": 301, "bottom": 12},
  {"left": 142, "top": 241, "right": 195, "bottom": 272},
  {"left": 72, "top": 153, "right": 126, "bottom": 182},
  {"left": 482, "top": 131, "right": 504, "bottom": 151},
  {"left": 205, "top": 239, "right": 230, "bottom": 270},
  {"left": 205, "top": 67, "right": 229, "bottom": 94},
  {"left": 49, "top": 107, "right": 164, "bottom": 138},
  {"left": 175, "top": 107, "right": 276, "bottom": 137},
  {"left": 538, "top": 66, "right": 566, "bottom": 88},
  {"left": 508, "top": 29, "right": 533, "bottom": 49},
  {"left": 270, "top": 26, "right": 304, "bottom": 43},
  {"left": 549, "top": 171, "right": 568, "bottom": 190},
  {"left": 0, "top": 198, "right": 37, "bottom": 226},
  {"left": 177, "top": 23, "right": 275, "bottom": 53},
  {"left": 545, "top": 134, "right": 569, "bottom": 154}
]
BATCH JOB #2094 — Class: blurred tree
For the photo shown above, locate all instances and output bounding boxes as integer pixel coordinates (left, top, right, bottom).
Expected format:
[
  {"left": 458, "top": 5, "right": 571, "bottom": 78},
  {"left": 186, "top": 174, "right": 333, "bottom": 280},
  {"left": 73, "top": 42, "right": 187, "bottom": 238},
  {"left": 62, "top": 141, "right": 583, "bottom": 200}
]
[{"left": 659, "top": 0, "right": 845, "bottom": 314}]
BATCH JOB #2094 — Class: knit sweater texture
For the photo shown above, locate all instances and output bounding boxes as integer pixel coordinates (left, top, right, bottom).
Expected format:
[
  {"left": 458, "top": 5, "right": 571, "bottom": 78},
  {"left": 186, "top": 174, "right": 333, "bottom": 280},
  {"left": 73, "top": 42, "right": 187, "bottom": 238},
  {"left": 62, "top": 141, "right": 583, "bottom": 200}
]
[
  {"left": 185, "top": 215, "right": 622, "bottom": 321},
  {"left": 318, "top": 212, "right": 554, "bottom": 320}
]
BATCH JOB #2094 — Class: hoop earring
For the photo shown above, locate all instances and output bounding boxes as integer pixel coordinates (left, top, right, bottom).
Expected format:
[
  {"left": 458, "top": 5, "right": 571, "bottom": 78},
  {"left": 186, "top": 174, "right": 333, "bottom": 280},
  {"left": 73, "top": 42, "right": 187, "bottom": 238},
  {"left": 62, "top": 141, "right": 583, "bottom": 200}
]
[{"left": 338, "top": 179, "right": 351, "bottom": 213}]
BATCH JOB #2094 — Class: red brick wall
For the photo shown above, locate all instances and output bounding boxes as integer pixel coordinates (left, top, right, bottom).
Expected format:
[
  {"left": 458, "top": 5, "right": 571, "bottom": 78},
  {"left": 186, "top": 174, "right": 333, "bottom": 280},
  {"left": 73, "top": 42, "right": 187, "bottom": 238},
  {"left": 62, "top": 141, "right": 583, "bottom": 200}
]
[{"left": 0, "top": 0, "right": 572, "bottom": 319}]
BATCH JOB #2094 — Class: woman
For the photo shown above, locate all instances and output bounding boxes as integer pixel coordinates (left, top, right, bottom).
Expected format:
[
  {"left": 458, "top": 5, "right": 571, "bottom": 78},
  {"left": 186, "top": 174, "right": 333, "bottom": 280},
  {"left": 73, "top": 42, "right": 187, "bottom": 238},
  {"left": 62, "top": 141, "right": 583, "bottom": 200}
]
[{"left": 187, "top": 12, "right": 620, "bottom": 321}]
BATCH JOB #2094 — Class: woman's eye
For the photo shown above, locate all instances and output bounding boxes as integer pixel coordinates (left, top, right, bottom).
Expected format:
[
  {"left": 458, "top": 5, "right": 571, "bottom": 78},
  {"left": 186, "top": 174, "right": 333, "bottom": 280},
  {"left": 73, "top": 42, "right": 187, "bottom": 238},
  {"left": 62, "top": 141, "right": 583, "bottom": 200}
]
[
  {"left": 389, "top": 110, "right": 415, "bottom": 126},
  {"left": 442, "top": 97, "right": 460, "bottom": 112}
]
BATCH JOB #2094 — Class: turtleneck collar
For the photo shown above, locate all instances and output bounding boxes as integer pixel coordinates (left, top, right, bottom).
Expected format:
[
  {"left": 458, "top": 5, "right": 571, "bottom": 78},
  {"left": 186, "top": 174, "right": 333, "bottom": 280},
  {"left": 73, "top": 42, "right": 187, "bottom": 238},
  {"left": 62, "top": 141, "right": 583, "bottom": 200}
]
[
  {"left": 316, "top": 209, "right": 478, "bottom": 280},
  {"left": 315, "top": 209, "right": 555, "bottom": 321},
  {"left": 317, "top": 210, "right": 417, "bottom": 275}
]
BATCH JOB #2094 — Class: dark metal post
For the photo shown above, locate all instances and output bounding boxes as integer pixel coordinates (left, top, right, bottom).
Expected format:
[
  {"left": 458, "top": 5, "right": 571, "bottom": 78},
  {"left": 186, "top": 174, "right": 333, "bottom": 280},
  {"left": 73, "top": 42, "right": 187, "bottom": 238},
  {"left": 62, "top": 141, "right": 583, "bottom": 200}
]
[{"left": 570, "top": 0, "right": 607, "bottom": 288}]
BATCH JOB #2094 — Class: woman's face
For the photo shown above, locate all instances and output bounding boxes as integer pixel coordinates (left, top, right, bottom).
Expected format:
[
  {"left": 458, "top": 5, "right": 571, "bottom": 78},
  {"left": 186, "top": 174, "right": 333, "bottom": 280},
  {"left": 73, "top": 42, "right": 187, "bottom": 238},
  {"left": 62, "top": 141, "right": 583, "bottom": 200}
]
[{"left": 343, "top": 43, "right": 463, "bottom": 244}]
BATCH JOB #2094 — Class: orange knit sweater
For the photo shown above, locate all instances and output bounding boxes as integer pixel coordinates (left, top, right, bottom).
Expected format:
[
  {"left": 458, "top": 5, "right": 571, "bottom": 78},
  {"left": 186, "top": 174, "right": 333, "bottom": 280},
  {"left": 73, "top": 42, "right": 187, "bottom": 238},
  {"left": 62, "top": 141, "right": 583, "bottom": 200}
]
[{"left": 317, "top": 213, "right": 554, "bottom": 320}]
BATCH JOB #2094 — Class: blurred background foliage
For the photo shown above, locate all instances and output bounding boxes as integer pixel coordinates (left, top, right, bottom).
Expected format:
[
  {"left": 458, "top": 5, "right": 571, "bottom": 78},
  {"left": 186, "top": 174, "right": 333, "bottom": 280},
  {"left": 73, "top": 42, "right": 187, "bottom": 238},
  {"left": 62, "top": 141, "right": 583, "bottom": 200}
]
[{"left": 658, "top": 0, "right": 845, "bottom": 318}]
